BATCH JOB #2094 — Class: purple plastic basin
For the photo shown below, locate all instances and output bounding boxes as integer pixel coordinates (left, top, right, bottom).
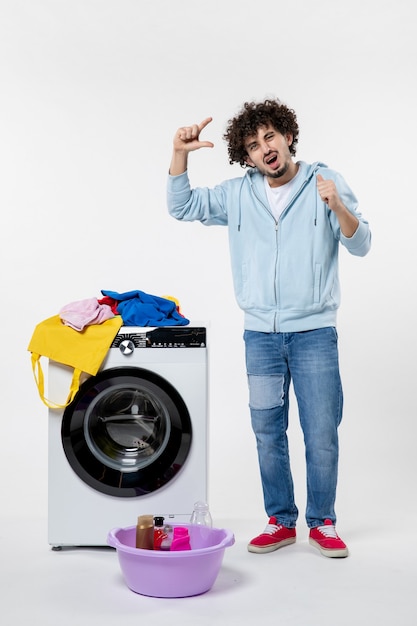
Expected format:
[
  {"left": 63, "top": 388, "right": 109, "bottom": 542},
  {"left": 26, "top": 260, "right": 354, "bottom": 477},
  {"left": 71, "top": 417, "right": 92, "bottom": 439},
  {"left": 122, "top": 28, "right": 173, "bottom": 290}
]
[{"left": 107, "top": 523, "right": 235, "bottom": 598}]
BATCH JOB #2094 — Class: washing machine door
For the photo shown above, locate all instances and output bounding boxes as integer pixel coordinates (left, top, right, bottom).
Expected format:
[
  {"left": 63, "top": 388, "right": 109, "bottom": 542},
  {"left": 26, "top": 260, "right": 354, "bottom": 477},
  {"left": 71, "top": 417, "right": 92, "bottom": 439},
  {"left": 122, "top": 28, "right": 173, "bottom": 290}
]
[{"left": 61, "top": 367, "right": 192, "bottom": 497}]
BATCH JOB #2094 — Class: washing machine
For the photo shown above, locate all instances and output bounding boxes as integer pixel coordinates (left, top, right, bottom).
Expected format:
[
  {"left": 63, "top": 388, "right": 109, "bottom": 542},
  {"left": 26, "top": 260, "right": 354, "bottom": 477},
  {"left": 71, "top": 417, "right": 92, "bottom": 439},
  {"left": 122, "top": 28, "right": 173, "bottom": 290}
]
[{"left": 48, "top": 325, "right": 208, "bottom": 548}]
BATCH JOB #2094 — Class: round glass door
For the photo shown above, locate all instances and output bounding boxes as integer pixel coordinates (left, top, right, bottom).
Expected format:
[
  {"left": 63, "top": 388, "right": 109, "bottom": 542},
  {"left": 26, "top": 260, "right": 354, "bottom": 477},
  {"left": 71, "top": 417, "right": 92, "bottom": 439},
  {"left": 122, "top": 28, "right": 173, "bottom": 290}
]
[{"left": 61, "top": 367, "right": 192, "bottom": 497}]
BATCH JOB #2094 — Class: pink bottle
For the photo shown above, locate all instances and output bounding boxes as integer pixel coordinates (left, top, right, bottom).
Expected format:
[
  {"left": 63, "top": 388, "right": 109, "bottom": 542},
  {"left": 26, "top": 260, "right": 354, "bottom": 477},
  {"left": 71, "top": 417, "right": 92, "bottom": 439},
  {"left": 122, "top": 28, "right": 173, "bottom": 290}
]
[{"left": 170, "top": 526, "right": 191, "bottom": 551}]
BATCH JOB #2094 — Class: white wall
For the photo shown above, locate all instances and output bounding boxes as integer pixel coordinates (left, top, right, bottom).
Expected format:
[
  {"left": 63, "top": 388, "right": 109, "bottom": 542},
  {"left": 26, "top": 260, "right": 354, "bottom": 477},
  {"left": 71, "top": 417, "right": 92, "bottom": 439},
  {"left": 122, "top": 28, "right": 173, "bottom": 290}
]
[{"left": 1, "top": 0, "right": 415, "bottom": 525}]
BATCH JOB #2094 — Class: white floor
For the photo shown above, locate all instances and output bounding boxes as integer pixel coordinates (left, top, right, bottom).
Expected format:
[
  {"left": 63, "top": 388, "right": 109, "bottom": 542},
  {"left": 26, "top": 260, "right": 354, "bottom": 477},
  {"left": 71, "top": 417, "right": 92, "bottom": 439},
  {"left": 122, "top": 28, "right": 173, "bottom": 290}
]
[{"left": 2, "top": 515, "right": 416, "bottom": 626}]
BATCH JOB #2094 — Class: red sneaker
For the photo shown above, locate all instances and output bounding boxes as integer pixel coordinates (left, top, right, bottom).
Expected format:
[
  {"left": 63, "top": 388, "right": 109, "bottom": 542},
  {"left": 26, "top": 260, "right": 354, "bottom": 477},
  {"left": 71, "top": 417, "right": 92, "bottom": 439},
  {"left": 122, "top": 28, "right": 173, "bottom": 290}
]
[
  {"left": 309, "top": 519, "right": 349, "bottom": 558},
  {"left": 247, "top": 517, "right": 296, "bottom": 553}
]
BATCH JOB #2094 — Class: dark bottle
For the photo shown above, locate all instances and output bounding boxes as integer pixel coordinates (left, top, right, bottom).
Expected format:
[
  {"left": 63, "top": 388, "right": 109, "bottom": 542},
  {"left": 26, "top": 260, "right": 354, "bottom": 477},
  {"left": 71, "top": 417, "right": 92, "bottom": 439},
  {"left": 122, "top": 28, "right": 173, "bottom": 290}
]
[{"left": 135, "top": 514, "right": 154, "bottom": 550}]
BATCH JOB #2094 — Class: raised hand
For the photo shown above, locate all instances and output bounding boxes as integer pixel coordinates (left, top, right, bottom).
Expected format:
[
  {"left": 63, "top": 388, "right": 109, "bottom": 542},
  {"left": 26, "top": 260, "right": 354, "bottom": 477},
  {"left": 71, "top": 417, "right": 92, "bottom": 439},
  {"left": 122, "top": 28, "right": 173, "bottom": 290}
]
[
  {"left": 170, "top": 117, "right": 214, "bottom": 175},
  {"left": 316, "top": 174, "right": 359, "bottom": 237},
  {"left": 173, "top": 117, "right": 214, "bottom": 152},
  {"left": 316, "top": 173, "right": 342, "bottom": 211}
]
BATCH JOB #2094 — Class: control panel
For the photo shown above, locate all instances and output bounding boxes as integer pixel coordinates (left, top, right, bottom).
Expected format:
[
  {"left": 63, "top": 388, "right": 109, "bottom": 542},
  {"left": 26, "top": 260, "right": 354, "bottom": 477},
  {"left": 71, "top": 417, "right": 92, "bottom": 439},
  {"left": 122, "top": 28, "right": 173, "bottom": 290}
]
[{"left": 110, "top": 327, "right": 206, "bottom": 349}]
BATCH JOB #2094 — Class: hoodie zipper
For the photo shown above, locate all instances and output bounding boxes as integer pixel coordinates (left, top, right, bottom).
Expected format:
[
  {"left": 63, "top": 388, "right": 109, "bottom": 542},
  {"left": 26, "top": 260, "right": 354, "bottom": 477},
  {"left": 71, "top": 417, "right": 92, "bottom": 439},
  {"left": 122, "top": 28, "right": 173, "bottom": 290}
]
[
  {"left": 249, "top": 182, "right": 280, "bottom": 328},
  {"left": 248, "top": 166, "right": 320, "bottom": 331}
]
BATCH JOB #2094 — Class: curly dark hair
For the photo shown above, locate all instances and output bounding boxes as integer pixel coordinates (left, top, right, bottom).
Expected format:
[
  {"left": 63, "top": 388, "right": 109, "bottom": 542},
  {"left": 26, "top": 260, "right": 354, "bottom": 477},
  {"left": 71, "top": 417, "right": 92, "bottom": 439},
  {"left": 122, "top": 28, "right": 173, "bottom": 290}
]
[{"left": 223, "top": 99, "right": 299, "bottom": 167}]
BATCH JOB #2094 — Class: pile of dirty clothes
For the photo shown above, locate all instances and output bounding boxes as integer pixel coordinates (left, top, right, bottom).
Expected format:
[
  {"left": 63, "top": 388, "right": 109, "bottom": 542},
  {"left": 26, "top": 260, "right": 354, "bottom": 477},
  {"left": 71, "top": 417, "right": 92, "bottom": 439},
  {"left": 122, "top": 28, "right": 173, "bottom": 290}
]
[{"left": 59, "top": 289, "right": 189, "bottom": 331}]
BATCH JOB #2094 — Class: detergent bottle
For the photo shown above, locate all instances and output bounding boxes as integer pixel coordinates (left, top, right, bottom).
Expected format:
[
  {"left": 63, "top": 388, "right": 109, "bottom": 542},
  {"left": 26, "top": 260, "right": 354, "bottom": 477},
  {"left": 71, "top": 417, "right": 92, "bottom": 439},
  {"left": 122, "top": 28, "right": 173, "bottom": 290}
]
[
  {"left": 170, "top": 526, "right": 191, "bottom": 551},
  {"left": 153, "top": 516, "right": 168, "bottom": 550}
]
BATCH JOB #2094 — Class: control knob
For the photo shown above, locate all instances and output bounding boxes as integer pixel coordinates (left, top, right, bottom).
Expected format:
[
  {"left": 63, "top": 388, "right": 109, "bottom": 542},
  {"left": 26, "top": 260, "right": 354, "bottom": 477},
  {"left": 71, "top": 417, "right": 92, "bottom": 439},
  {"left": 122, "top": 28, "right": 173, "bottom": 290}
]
[{"left": 119, "top": 339, "right": 135, "bottom": 355}]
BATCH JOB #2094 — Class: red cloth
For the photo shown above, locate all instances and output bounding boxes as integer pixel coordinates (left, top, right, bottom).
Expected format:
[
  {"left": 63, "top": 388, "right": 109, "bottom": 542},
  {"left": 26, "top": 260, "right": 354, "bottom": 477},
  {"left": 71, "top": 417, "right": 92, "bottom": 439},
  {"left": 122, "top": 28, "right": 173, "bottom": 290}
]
[{"left": 98, "top": 296, "right": 119, "bottom": 315}]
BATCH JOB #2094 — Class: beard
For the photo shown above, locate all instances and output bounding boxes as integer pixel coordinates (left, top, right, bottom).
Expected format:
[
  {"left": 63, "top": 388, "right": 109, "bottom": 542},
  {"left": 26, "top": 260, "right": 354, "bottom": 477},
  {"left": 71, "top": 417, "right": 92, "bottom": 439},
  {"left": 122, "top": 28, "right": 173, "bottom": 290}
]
[{"left": 265, "top": 159, "right": 290, "bottom": 179}]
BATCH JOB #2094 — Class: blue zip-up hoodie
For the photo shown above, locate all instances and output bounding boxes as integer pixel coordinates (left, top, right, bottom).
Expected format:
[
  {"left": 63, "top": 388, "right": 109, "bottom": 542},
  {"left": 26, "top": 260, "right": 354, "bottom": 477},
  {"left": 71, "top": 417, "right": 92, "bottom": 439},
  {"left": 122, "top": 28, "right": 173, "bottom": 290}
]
[{"left": 167, "top": 161, "right": 371, "bottom": 333}]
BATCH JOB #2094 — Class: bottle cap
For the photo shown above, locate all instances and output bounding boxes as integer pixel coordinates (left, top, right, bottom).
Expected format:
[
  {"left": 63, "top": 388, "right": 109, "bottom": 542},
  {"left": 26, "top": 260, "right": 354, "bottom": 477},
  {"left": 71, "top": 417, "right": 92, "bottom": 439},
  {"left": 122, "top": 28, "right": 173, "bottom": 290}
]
[
  {"left": 137, "top": 514, "right": 153, "bottom": 528},
  {"left": 193, "top": 500, "right": 209, "bottom": 510}
]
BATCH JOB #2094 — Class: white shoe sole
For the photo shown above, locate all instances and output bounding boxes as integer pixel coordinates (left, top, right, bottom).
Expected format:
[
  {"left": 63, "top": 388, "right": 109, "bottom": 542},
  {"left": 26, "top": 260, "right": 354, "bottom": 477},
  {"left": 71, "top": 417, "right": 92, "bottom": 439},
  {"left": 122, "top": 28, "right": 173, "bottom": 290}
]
[{"left": 309, "top": 537, "right": 349, "bottom": 558}]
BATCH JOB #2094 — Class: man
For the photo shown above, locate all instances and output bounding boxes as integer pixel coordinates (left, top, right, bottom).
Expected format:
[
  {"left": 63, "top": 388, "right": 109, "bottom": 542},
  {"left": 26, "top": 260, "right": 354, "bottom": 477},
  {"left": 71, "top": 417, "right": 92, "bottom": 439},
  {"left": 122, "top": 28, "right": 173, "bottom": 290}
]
[{"left": 167, "top": 99, "right": 371, "bottom": 558}]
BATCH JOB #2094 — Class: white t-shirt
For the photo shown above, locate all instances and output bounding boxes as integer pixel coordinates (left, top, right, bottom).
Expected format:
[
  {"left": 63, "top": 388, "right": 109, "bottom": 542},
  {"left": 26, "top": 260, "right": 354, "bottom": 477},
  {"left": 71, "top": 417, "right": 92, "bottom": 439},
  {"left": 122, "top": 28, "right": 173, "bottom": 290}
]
[{"left": 264, "top": 169, "right": 300, "bottom": 221}]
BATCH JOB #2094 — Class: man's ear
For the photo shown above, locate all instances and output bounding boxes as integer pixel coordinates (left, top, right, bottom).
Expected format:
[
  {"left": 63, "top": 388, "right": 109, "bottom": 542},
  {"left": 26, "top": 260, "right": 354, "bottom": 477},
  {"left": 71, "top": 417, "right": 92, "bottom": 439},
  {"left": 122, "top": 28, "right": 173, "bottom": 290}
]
[{"left": 245, "top": 156, "right": 255, "bottom": 168}]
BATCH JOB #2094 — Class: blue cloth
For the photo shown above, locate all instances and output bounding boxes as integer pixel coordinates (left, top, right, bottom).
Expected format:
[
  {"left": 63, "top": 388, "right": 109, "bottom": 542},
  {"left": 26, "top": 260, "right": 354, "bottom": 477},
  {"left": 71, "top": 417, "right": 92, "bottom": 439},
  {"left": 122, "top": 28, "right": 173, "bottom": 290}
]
[
  {"left": 244, "top": 327, "right": 342, "bottom": 528},
  {"left": 101, "top": 290, "right": 189, "bottom": 326}
]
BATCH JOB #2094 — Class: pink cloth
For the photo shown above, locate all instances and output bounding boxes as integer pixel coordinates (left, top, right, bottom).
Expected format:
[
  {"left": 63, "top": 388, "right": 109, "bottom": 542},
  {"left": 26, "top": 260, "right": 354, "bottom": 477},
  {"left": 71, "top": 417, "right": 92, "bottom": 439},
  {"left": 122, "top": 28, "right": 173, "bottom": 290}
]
[{"left": 59, "top": 297, "right": 115, "bottom": 331}]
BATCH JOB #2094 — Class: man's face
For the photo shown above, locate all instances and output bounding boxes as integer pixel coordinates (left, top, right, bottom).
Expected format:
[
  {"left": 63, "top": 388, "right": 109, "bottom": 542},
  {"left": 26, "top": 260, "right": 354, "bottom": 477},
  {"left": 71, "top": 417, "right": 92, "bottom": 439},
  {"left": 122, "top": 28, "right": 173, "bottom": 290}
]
[{"left": 244, "top": 124, "right": 294, "bottom": 185}]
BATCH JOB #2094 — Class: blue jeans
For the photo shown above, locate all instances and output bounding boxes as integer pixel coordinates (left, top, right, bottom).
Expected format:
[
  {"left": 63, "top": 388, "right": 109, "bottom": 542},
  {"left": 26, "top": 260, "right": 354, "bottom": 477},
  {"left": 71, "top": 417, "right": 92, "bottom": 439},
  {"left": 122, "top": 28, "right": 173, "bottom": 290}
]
[{"left": 244, "top": 327, "right": 343, "bottom": 528}]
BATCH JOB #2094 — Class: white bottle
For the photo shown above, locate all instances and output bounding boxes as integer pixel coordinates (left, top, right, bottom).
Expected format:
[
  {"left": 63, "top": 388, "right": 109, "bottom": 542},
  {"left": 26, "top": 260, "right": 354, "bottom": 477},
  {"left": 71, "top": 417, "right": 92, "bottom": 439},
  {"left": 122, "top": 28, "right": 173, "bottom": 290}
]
[{"left": 190, "top": 501, "right": 213, "bottom": 527}]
